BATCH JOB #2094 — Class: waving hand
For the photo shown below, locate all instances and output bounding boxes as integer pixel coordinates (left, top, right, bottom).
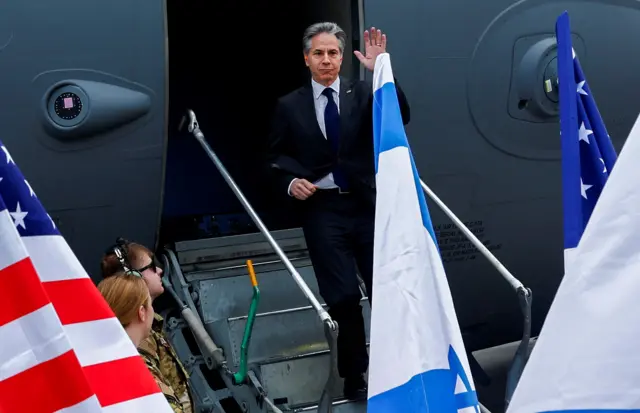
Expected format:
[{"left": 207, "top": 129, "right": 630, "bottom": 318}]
[{"left": 354, "top": 27, "right": 387, "bottom": 71}]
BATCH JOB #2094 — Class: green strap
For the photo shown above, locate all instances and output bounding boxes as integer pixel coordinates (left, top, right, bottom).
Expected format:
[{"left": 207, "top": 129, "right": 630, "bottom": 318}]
[{"left": 232, "top": 260, "right": 260, "bottom": 385}]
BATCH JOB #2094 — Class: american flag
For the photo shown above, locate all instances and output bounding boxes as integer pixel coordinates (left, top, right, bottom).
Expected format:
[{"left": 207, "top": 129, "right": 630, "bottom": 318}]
[
  {"left": 0, "top": 141, "right": 172, "bottom": 412},
  {"left": 557, "top": 11, "right": 617, "bottom": 262}
]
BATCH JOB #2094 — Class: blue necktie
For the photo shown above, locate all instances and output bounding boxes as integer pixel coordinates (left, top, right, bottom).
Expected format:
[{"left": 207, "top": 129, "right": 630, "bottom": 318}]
[{"left": 322, "top": 88, "right": 348, "bottom": 190}]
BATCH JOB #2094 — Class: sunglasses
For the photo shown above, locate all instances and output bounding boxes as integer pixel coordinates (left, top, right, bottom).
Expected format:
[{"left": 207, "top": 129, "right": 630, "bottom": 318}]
[{"left": 135, "top": 255, "right": 162, "bottom": 273}]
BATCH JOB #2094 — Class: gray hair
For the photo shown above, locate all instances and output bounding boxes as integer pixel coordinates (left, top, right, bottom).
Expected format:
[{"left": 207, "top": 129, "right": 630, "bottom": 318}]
[{"left": 302, "top": 22, "right": 346, "bottom": 55}]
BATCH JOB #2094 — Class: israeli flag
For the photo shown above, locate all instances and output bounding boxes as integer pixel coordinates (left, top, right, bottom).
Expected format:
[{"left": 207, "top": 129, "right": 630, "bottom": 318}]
[{"left": 367, "top": 53, "right": 479, "bottom": 413}]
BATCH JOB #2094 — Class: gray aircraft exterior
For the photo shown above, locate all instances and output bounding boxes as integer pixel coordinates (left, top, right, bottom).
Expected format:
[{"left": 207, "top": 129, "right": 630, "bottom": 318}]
[{"left": 2, "top": 0, "right": 639, "bottom": 412}]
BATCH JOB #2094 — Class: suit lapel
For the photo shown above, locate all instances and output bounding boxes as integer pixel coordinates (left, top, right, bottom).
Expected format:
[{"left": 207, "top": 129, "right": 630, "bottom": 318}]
[
  {"left": 296, "top": 85, "right": 329, "bottom": 146},
  {"left": 339, "top": 77, "right": 355, "bottom": 145}
]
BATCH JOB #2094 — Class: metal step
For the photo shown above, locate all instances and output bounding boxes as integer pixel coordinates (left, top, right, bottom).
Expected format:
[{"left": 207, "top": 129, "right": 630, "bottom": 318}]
[
  {"left": 175, "top": 228, "right": 327, "bottom": 325},
  {"left": 259, "top": 343, "right": 371, "bottom": 409},
  {"left": 293, "top": 399, "right": 367, "bottom": 413},
  {"left": 227, "top": 300, "right": 371, "bottom": 367},
  {"left": 261, "top": 349, "right": 338, "bottom": 408},
  {"left": 174, "top": 228, "right": 309, "bottom": 273},
  {"left": 197, "top": 262, "right": 323, "bottom": 323}
]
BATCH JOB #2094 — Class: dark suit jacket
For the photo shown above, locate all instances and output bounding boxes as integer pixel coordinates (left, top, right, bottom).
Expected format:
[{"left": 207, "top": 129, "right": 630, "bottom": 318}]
[{"left": 266, "top": 75, "right": 411, "bottom": 202}]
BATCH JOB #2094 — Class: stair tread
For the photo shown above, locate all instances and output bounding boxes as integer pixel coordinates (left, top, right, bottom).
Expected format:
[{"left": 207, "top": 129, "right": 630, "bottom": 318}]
[
  {"left": 293, "top": 398, "right": 367, "bottom": 412},
  {"left": 198, "top": 265, "right": 323, "bottom": 323},
  {"left": 226, "top": 300, "right": 370, "bottom": 366},
  {"left": 259, "top": 343, "right": 369, "bottom": 409}
]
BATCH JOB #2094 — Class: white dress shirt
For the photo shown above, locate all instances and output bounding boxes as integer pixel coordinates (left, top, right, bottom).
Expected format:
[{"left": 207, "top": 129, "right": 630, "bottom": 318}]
[{"left": 287, "top": 77, "right": 340, "bottom": 196}]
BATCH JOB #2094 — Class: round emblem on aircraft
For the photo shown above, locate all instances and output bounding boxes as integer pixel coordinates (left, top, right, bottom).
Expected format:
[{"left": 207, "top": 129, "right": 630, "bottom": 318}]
[{"left": 53, "top": 92, "right": 83, "bottom": 120}]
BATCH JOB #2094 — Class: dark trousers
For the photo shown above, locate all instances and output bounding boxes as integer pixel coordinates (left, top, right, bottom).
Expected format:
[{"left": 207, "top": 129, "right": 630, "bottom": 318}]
[{"left": 301, "top": 189, "right": 374, "bottom": 379}]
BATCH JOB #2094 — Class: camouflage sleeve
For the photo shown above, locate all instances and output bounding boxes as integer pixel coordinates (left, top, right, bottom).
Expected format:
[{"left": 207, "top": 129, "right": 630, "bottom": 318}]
[
  {"left": 164, "top": 395, "right": 186, "bottom": 413},
  {"left": 140, "top": 351, "right": 185, "bottom": 413},
  {"left": 144, "top": 331, "right": 161, "bottom": 354}
]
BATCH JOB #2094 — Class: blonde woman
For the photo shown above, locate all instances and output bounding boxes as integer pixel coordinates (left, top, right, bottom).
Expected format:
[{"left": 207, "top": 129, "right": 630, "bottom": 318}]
[
  {"left": 97, "top": 273, "right": 185, "bottom": 412},
  {"left": 100, "top": 238, "right": 192, "bottom": 413}
]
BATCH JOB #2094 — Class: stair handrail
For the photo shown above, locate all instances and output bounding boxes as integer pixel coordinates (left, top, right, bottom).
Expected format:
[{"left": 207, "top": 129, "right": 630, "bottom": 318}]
[
  {"left": 419, "top": 179, "right": 533, "bottom": 407},
  {"left": 178, "top": 109, "right": 335, "bottom": 331},
  {"left": 160, "top": 251, "right": 226, "bottom": 370},
  {"left": 419, "top": 180, "right": 526, "bottom": 292}
]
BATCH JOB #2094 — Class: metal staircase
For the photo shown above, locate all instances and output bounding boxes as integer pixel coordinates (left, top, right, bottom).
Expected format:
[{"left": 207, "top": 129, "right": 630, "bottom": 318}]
[
  {"left": 157, "top": 109, "right": 533, "bottom": 413},
  {"left": 166, "top": 229, "right": 368, "bottom": 413}
]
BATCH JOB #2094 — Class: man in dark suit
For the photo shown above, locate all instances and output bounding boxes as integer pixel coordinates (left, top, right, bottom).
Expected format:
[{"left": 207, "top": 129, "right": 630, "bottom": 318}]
[{"left": 266, "top": 22, "right": 410, "bottom": 400}]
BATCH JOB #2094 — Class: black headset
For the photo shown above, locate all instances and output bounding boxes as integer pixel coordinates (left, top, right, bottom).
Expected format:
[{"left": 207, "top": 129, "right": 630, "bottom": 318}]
[{"left": 104, "top": 237, "right": 143, "bottom": 278}]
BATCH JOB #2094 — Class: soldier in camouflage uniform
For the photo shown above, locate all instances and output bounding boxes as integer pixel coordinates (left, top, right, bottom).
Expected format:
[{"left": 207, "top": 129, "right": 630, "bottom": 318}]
[
  {"left": 100, "top": 238, "right": 194, "bottom": 413},
  {"left": 139, "top": 321, "right": 187, "bottom": 413},
  {"left": 139, "top": 313, "right": 193, "bottom": 413}
]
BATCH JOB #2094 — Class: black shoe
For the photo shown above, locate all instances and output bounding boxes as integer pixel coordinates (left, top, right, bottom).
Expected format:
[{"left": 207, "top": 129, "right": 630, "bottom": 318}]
[{"left": 343, "top": 374, "right": 368, "bottom": 401}]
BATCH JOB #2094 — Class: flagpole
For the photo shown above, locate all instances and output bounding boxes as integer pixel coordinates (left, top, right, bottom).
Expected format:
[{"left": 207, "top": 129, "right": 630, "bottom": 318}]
[{"left": 419, "top": 179, "right": 526, "bottom": 293}]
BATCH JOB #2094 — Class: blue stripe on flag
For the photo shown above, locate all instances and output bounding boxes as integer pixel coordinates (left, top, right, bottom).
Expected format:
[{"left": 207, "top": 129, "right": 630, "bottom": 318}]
[
  {"left": 372, "top": 81, "right": 436, "bottom": 244},
  {"left": 368, "top": 346, "right": 478, "bottom": 412}
]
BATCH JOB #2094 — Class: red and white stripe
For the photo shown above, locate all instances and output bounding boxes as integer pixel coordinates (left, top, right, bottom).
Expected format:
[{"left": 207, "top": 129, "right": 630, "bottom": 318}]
[{"left": 0, "top": 210, "right": 173, "bottom": 412}]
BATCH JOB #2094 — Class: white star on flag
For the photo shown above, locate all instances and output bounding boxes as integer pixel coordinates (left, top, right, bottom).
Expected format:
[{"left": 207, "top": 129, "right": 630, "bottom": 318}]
[
  {"left": 578, "top": 122, "right": 592, "bottom": 143},
  {"left": 577, "top": 80, "right": 587, "bottom": 95},
  {"left": 10, "top": 202, "right": 28, "bottom": 229},
  {"left": 580, "top": 178, "right": 592, "bottom": 199}
]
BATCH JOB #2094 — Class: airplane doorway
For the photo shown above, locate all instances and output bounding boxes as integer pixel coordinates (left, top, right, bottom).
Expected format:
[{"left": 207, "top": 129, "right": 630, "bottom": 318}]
[{"left": 160, "top": 0, "right": 362, "bottom": 246}]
